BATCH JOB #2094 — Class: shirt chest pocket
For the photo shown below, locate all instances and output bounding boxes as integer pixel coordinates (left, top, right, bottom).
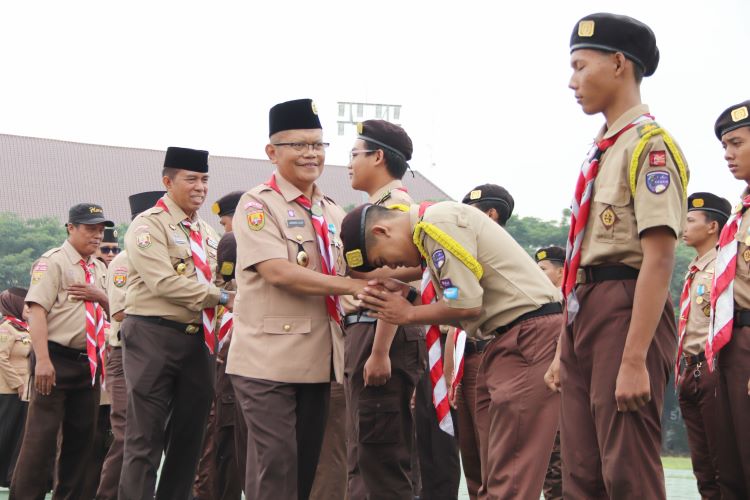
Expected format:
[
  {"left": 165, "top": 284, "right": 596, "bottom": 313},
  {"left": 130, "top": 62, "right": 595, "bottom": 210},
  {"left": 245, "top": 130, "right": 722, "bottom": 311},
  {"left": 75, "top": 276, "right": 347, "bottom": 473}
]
[
  {"left": 693, "top": 275, "right": 712, "bottom": 307},
  {"left": 592, "top": 186, "right": 633, "bottom": 243},
  {"left": 167, "top": 245, "right": 192, "bottom": 274}
]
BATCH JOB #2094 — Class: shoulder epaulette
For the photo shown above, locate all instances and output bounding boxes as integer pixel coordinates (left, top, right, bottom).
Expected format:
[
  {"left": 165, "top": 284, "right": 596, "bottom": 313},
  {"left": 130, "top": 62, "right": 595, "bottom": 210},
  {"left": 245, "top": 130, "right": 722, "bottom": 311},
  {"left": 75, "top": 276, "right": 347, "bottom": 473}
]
[
  {"left": 41, "top": 247, "right": 62, "bottom": 258},
  {"left": 375, "top": 190, "right": 393, "bottom": 206},
  {"left": 628, "top": 124, "right": 689, "bottom": 199}
]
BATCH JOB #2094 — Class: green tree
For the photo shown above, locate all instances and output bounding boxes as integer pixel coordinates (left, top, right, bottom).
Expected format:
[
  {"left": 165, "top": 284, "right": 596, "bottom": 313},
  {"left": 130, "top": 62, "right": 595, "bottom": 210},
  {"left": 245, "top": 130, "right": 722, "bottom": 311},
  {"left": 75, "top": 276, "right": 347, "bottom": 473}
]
[{"left": 0, "top": 213, "right": 67, "bottom": 289}]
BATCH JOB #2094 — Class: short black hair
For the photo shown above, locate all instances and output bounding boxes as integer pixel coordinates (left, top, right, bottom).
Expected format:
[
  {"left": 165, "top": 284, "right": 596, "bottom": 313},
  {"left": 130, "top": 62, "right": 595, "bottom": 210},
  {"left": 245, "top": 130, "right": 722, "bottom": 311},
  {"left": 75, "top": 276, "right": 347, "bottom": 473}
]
[
  {"left": 702, "top": 210, "right": 729, "bottom": 234},
  {"left": 363, "top": 139, "right": 409, "bottom": 179},
  {"left": 633, "top": 61, "right": 644, "bottom": 84},
  {"left": 162, "top": 167, "right": 179, "bottom": 180},
  {"left": 364, "top": 205, "right": 401, "bottom": 248}
]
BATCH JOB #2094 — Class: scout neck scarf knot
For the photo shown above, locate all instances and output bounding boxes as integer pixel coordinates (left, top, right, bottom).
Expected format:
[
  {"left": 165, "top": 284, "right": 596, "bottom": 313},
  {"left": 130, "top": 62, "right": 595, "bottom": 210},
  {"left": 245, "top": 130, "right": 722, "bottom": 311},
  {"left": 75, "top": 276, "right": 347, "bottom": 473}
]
[
  {"left": 4, "top": 315, "right": 28, "bottom": 331},
  {"left": 707, "top": 195, "right": 750, "bottom": 370},
  {"left": 562, "top": 113, "right": 653, "bottom": 324},
  {"left": 79, "top": 260, "right": 106, "bottom": 385},
  {"left": 266, "top": 174, "right": 342, "bottom": 323}
]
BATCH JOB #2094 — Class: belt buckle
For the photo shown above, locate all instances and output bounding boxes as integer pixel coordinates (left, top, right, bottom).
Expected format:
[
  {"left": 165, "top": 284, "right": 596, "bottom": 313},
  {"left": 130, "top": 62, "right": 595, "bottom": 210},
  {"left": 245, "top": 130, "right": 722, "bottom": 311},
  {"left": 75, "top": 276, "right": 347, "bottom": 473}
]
[
  {"left": 576, "top": 268, "right": 586, "bottom": 285},
  {"left": 185, "top": 325, "right": 200, "bottom": 335}
]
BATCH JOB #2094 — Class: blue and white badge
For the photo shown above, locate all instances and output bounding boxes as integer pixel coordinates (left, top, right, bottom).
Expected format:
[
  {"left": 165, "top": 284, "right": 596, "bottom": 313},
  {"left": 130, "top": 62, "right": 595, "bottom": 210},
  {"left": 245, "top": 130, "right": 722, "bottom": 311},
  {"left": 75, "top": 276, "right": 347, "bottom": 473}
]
[
  {"left": 432, "top": 249, "right": 446, "bottom": 269},
  {"left": 328, "top": 223, "right": 337, "bottom": 235},
  {"left": 645, "top": 171, "right": 670, "bottom": 194},
  {"left": 697, "top": 284, "right": 705, "bottom": 296},
  {"left": 444, "top": 287, "right": 459, "bottom": 300}
]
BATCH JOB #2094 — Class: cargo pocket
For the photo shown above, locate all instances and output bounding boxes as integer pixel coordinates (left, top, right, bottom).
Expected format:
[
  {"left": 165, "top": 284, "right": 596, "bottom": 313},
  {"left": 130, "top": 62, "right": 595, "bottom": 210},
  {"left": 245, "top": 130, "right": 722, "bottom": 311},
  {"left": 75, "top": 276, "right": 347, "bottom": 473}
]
[
  {"left": 592, "top": 185, "right": 633, "bottom": 243},
  {"left": 358, "top": 397, "right": 400, "bottom": 444}
]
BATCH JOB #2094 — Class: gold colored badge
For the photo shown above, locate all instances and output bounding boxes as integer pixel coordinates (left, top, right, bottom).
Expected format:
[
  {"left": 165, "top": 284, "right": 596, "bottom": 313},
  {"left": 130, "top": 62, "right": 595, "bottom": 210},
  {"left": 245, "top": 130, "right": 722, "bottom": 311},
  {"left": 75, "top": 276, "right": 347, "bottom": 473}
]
[
  {"left": 692, "top": 198, "right": 704, "bottom": 208},
  {"left": 220, "top": 261, "right": 234, "bottom": 276},
  {"left": 731, "top": 106, "right": 749, "bottom": 123},
  {"left": 112, "top": 229, "right": 118, "bottom": 238},
  {"left": 247, "top": 210, "right": 265, "bottom": 231},
  {"left": 696, "top": 296, "right": 704, "bottom": 305},
  {"left": 578, "top": 20, "right": 595, "bottom": 37},
  {"left": 176, "top": 262, "right": 187, "bottom": 275},
  {"left": 745, "top": 236, "right": 750, "bottom": 247},
  {"left": 469, "top": 190, "right": 482, "bottom": 200},
  {"left": 346, "top": 249, "right": 364, "bottom": 268},
  {"left": 537, "top": 250, "right": 547, "bottom": 261},
  {"left": 744, "top": 248, "right": 750, "bottom": 262},
  {"left": 296, "top": 250, "right": 309, "bottom": 267},
  {"left": 703, "top": 304, "right": 711, "bottom": 317},
  {"left": 600, "top": 206, "right": 616, "bottom": 229},
  {"left": 311, "top": 101, "right": 318, "bottom": 115},
  {"left": 356, "top": 122, "right": 364, "bottom": 135},
  {"left": 212, "top": 202, "right": 220, "bottom": 215}
]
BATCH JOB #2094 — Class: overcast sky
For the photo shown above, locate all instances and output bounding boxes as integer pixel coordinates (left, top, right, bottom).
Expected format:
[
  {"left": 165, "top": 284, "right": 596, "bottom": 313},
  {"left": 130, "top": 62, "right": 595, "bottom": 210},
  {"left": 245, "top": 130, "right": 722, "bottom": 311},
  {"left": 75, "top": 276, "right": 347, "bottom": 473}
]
[{"left": 1, "top": 1, "right": 748, "bottom": 220}]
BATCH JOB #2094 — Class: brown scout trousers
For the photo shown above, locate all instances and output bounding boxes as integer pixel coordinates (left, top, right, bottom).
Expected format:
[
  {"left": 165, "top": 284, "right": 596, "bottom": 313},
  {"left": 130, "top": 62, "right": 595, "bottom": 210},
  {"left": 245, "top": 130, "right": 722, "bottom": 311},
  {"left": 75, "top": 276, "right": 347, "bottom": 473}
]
[
  {"left": 475, "top": 312, "right": 561, "bottom": 500},
  {"left": 715, "top": 324, "right": 750, "bottom": 499},
  {"left": 456, "top": 350, "right": 482, "bottom": 500},
  {"left": 11, "top": 346, "right": 100, "bottom": 500},
  {"left": 343, "top": 321, "right": 423, "bottom": 500},
  {"left": 231, "top": 375, "right": 330, "bottom": 500},
  {"left": 310, "top": 381, "right": 347, "bottom": 500},
  {"left": 677, "top": 357, "right": 720, "bottom": 499},
  {"left": 193, "top": 339, "right": 245, "bottom": 500},
  {"left": 560, "top": 279, "right": 676, "bottom": 499},
  {"left": 95, "top": 346, "right": 127, "bottom": 499},
  {"left": 119, "top": 317, "right": 215, "bottom": 500}
]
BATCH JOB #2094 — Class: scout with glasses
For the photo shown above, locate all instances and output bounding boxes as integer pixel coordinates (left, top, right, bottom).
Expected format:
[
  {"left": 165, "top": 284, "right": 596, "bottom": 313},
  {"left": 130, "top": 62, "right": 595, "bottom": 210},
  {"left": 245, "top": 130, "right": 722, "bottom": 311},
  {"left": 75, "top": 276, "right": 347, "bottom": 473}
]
[
  {"left": 226, "top": 99, "right": 369, "bottom": 500},
  {"left": 341, "top": 200, "right": 562, "bottom": 499},
  {"left": 95, "top": 227, "right": 121, "bottom": 267}
]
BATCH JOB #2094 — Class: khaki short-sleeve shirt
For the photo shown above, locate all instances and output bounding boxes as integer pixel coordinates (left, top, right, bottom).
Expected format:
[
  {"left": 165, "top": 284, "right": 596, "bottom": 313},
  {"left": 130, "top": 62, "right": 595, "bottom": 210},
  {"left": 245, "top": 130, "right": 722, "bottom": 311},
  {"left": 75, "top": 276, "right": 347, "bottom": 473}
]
[
  {"left": 124, "top": 195, "right": 221, "bottom": 323},
  {"left": 226, "top": 172, "right": 347, "bottom": 383},
  {"left": 682, "top": 248, "right": 715, "bottom": 355},
  {"left": 411, "top": 202, "right": 561, "bottom": 339},
  {"left": 580, "top": 104, "right": 689, "bottom": 268},
  {"left": 733, "top": 205, "right": 750, "bottom": 309},
  {"left": 370, "top": 180, "right": 414, "bottom": 208},
  {"left": 26, "top": 240, "right": 107, "bottom": 349},
  {"left": 106, "top": 250, "right": 129, "bottom": 347},
  {"left": 0, "top": 319, "right": 31, "bottom": 394}
]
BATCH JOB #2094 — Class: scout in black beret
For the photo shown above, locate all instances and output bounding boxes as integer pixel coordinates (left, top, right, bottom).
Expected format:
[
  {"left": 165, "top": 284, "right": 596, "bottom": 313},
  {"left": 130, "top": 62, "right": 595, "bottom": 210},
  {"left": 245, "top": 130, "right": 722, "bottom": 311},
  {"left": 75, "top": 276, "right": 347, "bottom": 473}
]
[
  {"left": 216, "top": 232, "right": 237, "bottom": 282},
  {"left": 461, "top": 184, "right": 514, "bottom": 226},
  {"left": 534, "top": 246, "right": 565, "bottom": 287},
  {"left": 714, "top": 100, "right": 750, "bottom": 140},
  {"left": 212, "top": 191, "right": 244, "bottom": 231},
  {"left": 128, "top": 191, "right": 166, "bottom": 220},
  {"left": 340, "top": 203, "right": 377, "bottom": 272},
  {"left": 97, "top": 227, "right": 121, "bottom": 265},
  {"left": 102, "top": 227, "right": 119, "bottom": 243},
  {"left": 570, "top": 13, "right": 659, "bottom": 78},
  {"left": 163, "top": 146, "right": 210, "bottom": 173},
  {"left": 687, "top": 192, "right": 731, "bottom": 232},
  {"left": 269, "top": 98, "right": 322, "bottom": 137},
  {"left": 349, "top": 119, "right": 414, "bottom": 195}
]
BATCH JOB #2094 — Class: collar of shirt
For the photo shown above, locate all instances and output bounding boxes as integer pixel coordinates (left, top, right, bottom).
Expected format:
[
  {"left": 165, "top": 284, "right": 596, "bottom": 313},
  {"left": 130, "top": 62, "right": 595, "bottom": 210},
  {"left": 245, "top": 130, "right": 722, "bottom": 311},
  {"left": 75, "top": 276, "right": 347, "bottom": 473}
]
[
  {"left": 368, "top": 179, "right": 405, "bottom": 205},
  {"left": 688, "top": 246, "right": 717, "bottom": 272},
  {"left": 598, "top": 103, "right": 651, "bottom": 140},
  {"left": 271, "top": 170, "right": 325, "bottom": 204},
  {"left": 162, "top": 194, "right": 199, "bottom": 227},
  {"left": 62, "top": 239, "right": 94, "bottom": 266}
]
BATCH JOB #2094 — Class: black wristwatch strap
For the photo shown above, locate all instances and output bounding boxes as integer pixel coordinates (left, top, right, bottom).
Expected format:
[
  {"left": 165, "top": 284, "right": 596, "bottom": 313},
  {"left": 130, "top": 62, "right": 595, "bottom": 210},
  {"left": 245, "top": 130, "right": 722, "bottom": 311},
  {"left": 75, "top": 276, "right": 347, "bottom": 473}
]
[{"left": 406, "top": 287, "right": 419, "bottom": 304}]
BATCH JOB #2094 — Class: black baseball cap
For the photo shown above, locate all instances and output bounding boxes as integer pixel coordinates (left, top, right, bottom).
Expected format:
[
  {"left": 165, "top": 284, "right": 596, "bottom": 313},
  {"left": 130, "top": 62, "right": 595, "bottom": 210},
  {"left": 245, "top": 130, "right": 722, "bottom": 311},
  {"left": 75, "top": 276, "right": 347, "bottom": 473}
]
[{"left": 68, "top": 203, "right": 114, "bottom": 227}]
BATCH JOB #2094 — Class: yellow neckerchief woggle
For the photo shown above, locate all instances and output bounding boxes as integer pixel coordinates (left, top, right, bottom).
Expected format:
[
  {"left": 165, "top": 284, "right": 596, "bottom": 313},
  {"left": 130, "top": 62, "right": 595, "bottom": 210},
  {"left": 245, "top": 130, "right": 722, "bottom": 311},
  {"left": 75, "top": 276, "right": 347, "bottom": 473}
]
[{"left": 390, "top": 203, "right": 483, "bottom": 281}]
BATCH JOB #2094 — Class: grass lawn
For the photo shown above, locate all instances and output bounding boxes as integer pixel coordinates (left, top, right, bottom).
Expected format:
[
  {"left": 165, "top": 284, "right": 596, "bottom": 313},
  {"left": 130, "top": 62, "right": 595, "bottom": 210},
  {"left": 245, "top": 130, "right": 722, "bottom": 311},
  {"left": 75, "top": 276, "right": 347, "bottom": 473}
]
[{"left": 662, "top": 455, "right": 693, "bottom": 470}]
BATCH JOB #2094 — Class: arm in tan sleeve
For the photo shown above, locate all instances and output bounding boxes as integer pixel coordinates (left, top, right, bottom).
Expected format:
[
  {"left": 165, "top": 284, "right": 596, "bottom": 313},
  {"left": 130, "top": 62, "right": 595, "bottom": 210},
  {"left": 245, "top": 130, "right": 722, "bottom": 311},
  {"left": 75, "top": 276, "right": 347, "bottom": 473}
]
[
  {"left": 106, "top": 264, "right": 127, "bottom": 317},
  {"left": 0, "top": 329, "right": 24, "bottom": 390},
  {"left": 125, "top": 221, "right": 220, "bottom": 311}
]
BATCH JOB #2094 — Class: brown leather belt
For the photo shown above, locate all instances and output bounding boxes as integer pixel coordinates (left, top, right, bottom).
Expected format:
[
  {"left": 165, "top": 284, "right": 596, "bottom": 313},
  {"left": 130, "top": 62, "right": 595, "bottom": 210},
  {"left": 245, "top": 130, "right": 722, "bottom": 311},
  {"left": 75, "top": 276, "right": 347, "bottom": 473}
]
[
  {"left": 576, "top": 265, "right": 639, "bottom": 285},
  {"left": 464, "top": 339, "right": 491, "bottom": 356},
  {"left": 343, "top": 313, "right": 377, "bottom": 327},
  {"left": 734, "top": 309, "right": 750, "bottom": 327},
  {"left": 128, "top": 315, "right": 202, "bottom": 335},
  {"left": 47, "top": 341, "right": 87, "bottom": 361},
  {"left": 494, "top": 302, "right": 562, "bottom": 336},
  {"left": 683, "top": 351, "right": 706, "bottom": 367}
]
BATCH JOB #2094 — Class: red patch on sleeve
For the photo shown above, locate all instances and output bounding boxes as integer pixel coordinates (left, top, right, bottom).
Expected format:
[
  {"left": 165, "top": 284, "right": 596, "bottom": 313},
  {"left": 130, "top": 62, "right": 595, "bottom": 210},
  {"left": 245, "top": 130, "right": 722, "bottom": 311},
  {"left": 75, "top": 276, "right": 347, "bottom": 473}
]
[{"left": 649, "top": 150, "right": 667, "bottom": 167}]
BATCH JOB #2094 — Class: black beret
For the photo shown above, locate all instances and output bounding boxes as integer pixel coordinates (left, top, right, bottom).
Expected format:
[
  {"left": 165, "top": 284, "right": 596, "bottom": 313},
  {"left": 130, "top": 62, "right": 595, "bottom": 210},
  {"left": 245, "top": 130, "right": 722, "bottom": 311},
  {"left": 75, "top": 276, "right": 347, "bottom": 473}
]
[
  {"left": 461, "top": 184, "right": 515, "bottom": 223},
  {"left": 68, "top": 203, "right": 114, "bottom": 227},
  {"left": 341, "top": 204, "right": 376, "bottom": 273},
  {"left": 357, "top": 120, "right": 413, "bottom": 162},
  {"left": 535, "top": 246, "right": 566, "bottom": 264},
  {"left": 217, "top": 232, "right": 237, "bottom": 282},
  {"left": 570, "top": 13, "right": 659, "bottom": 77},
  {"left": 714, "top": 100, "right": 750, "bottom": 140},
  {"left": 269, "top": 98, "right": 322, "bottom": 137},
  {"left": 164, "top": 147, "right": 209, "bottom": 173},
  {"left": 128, "top": 191, "right": 166, "bottom": 220},
  {"left": 102, "top": 227, "right": 119, "bottom": 243},
  {"left": 212, "top": 191, "right": 244, "bottom": 218},
  {"left": 688, "top": 192, "right": 732, "bottom": 221}
]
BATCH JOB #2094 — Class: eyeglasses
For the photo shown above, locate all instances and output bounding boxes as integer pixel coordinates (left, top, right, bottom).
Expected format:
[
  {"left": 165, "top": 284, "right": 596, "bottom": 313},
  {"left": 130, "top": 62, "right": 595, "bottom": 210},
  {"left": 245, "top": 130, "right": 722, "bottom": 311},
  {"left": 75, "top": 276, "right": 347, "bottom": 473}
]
[
  {"left": 99, "top": 246, "right": 121, "bottom": 255},
  {"left": 349, "top": 149, "right": 375, "bottom": 161},
  {"left": 272, "top": 142, "right": 330, "bottom": 153}
]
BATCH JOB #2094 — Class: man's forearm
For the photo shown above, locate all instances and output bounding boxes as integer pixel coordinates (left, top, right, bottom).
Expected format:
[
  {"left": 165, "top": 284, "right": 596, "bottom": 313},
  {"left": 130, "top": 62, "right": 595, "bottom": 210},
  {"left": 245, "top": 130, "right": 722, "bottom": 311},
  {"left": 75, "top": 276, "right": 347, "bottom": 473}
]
[
  {"left": 371, "top": 320, "right": 399, "bottom": 355},
  {"left": 257, "top": 260, "right": 357, "bottom": 297},
  {"left": 406, "top": 301, "right": 481, "bottom": 326},
  {"left": 28, "top": 306, "right": 51, "bottom": 361}
]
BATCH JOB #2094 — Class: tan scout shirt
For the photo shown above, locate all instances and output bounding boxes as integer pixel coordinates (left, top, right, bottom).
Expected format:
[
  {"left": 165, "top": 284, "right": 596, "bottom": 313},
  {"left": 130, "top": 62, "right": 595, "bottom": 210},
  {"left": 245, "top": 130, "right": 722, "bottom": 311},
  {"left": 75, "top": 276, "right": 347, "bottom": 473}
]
[
  {"left": 580, "top": 104, "right": 689, "bottom": 268},
  {"left": 124, "top": 195, "right": 221, "bottom": 324},
  {"left": 682, "top": 248, "right": 715, "bottom": 355},
  {"left": 26, "top": 240, "right": 107, "bottom": 350},
  {"left": 0, "top": 319, "right": 31, "bottom": 394},
  {"left": 106, "top": 250, "right": 129, "bottom": 347},
  {"left": 369, "top": 180, "right": 413, "bottom": 208},
  {"left": 411, "top": 202, "right": 561, "bottom": 339},
  {"left": 733, "top": 205, "right": 750, "bottom": 309},
  {"left": 226, "top": 172, "right": 347, "bottom": 383}
]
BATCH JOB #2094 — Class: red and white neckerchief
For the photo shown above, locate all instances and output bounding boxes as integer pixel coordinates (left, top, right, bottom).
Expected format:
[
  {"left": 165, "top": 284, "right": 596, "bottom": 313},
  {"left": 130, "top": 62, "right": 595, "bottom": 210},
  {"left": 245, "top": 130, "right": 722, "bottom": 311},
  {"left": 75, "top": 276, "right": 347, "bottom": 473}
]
[
  {"left": 562, "top": 114, "right": 653, "bottom": 324},
  {"left": 218, "top": 308, "right": 233, "bottom": 351},
  {"left": 155, "top": 198, "right": 217, "bottom": 354},
  {"left": 266, "top": 174, "right": 342, "bottom": 323},
  {"left": 450, "top": 328, "right": 467, "bottom": 402},
  {"left": 416, "top": 201, "right": 456, "bottom": 435},
  {"left": 675, "top": 265, "right": 699, "bottom": 386},
  {"left": 3, "top": 315, "right": 28, "bottom": 331},
  {"left": 707, "top": 195, "right": 750, "bottom": 369},
  {"left": 80, "top": 260, "right": 106, "bottom": 385}
]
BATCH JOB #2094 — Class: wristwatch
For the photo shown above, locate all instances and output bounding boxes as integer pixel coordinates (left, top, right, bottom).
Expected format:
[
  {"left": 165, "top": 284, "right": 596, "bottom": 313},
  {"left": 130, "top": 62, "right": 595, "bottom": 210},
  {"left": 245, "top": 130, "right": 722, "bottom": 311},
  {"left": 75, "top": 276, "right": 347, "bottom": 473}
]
[
  {"left": 219, "top": 290, "right": 229, "bottom": 306},
  {"left": 406, "top": 286, "right": 419, "bottom": 304}
]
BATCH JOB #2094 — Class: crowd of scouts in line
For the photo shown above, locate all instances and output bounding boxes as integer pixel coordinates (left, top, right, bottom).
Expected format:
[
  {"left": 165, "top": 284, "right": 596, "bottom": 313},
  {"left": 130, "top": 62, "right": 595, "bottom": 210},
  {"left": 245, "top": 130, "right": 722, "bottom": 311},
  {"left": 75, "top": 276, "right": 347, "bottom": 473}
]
[{"left": 0, "top": 10, "right": 749, "bottom": 500}]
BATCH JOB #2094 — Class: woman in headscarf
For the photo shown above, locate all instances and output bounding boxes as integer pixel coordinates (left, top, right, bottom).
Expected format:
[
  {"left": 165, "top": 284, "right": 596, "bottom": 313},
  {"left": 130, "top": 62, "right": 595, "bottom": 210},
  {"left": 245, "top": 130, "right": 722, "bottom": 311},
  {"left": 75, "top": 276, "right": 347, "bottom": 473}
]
[{"left": 0, "top": 287, "right": 32, "bottom": 487}]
